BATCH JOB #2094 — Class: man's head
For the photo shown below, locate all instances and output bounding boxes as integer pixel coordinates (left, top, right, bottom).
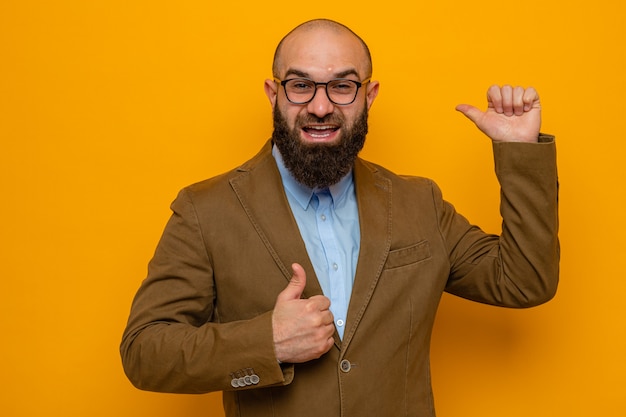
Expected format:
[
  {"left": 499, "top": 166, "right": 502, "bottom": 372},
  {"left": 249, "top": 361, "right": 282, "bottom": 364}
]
[{"left": 264, "top": 19, "right": 379, "bottom": 189}]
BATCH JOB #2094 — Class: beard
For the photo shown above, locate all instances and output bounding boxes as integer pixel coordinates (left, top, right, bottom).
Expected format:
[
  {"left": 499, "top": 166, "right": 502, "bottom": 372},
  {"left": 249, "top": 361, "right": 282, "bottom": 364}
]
[{"left": 271, "top": 104, "right": 369, "bottom": 189}]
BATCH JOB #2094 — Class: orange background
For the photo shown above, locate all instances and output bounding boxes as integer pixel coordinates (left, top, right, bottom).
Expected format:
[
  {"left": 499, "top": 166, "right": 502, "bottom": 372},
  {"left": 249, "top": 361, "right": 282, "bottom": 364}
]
[{"left": 1, "top": 1, "right": 625, "bottom": 416}]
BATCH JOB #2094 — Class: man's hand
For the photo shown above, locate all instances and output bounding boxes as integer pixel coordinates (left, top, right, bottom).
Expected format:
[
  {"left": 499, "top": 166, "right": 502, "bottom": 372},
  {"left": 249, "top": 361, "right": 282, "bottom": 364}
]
[
  {"left": 456, "top": 85, "right": 541, "bottom": 143},
  {"left": 272, "top": 263, "right": 335, "bottom": 363}
]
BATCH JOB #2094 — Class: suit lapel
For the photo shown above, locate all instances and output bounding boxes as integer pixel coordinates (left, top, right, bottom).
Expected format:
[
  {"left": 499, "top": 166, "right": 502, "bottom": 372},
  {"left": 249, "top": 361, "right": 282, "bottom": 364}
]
[
  {"left": 342, "top": 158, "right": 393, "bottom": 349},
  {"left": 229, "top": 141, "right": 324, "bottom": 299}
]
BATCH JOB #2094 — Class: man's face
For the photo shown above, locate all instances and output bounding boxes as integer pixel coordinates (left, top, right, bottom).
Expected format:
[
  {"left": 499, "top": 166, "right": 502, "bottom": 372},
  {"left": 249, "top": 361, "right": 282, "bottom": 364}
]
[{"left": 264, "top": 26, "right": 379, "bottom": 188}]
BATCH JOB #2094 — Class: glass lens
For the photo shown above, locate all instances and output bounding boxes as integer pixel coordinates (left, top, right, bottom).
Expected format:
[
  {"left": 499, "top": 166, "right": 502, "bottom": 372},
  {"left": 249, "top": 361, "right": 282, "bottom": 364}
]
[
  {"left": 284, "top": 79, "right": 316, "bottom": 103},
  {"left": 327, "top": 80, "right": 358, "bottom": 104}
]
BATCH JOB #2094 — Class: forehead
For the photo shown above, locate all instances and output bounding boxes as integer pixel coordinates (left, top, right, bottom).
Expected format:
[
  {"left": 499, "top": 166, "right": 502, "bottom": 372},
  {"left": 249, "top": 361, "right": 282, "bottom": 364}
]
[{"left": 276, "top": 27, "right": 368, "bottom": 79}]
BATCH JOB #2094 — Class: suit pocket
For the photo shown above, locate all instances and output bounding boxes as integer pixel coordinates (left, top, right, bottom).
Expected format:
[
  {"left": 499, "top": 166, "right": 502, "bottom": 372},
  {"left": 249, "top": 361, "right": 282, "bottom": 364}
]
[{"left": 384, "top": 240, "right": 431, "bottom": 270}]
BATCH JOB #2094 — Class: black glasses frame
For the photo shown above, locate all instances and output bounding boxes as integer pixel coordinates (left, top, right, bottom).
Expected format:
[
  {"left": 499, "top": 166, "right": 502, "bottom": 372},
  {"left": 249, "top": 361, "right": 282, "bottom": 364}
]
[{"left": 274, "top": 77, "right": 371, "bottom": 105}]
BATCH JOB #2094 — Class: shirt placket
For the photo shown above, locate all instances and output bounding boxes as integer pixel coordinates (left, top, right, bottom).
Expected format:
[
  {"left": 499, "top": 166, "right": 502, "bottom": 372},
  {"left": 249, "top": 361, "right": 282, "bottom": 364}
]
[{"left": 314, "top": 189, "right": 347, "bottom": 339}]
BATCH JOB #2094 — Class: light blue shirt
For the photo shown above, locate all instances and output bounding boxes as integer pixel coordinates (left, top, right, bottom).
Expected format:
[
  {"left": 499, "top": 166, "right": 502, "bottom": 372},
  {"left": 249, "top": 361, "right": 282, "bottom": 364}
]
[{"left": 272, "top": 145, "right": 360, "bottom": 339}]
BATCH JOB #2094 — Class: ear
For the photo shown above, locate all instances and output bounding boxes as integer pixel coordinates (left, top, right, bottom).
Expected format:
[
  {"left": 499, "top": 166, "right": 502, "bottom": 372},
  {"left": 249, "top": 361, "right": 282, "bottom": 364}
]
[
  {"left": 365, "top": 80, "right": 379, "bottom": 110},
  {"left": 264, "top": 79, "right": 278, "bottom": 107}
]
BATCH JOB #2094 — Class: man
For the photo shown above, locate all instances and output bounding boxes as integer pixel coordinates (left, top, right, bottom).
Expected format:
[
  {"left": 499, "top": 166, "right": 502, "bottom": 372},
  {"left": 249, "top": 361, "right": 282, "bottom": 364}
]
[{"left": 121, "top": 19, "right": 559, "bottom": 417}]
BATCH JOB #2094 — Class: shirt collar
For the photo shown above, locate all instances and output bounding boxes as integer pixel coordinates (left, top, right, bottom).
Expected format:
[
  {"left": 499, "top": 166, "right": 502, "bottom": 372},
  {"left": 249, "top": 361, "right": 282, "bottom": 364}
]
[{"left": 272, "top": 144, "right": 354, "bottom": 210}]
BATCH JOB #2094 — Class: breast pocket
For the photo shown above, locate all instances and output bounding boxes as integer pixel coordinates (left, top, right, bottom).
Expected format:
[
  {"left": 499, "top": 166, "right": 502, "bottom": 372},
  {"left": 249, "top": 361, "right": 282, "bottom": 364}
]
[{"left": 384, "top": 240, "right": 431, "bottom": 270}]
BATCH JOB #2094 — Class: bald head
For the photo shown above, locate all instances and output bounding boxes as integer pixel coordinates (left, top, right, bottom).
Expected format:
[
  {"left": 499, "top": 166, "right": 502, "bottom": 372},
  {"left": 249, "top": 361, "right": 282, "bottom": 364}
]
[{"left": 272, "top": 19, "right": 373, "bottom": 79}]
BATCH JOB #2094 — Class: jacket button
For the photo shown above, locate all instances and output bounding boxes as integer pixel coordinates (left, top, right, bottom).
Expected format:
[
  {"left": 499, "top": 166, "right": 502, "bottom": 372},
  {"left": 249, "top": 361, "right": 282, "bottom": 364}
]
[{"left": 340, "top": 359, "right": 351, "bottom": 373}]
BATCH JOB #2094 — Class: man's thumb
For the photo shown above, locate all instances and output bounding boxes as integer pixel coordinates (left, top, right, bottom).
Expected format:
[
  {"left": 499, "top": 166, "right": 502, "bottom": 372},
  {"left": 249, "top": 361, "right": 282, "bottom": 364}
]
[
  {"left": 278, "top": 263, "right": 307, "bottom": 301},
  {"left": 455, "top": 103, "right": 482, "bottom": 125}
]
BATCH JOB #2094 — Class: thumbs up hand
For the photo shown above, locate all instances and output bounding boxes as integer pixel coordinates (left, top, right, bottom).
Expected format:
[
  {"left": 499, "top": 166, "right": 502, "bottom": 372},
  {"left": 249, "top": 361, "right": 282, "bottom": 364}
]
[{"left": 272, "top": 263, "right": 335, "bottom": 363}]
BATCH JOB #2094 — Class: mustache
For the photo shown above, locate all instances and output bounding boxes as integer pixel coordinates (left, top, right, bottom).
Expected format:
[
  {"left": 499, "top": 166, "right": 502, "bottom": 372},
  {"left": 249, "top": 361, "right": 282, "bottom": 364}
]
[{"left": 296, "top": 113, "right": 344, "bottom": 125}]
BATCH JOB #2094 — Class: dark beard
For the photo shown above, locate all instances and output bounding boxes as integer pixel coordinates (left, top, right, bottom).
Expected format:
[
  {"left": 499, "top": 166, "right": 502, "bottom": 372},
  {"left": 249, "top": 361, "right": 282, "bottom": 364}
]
[{"left": 271, "top": 105, "right": 368, "bottom": 189}]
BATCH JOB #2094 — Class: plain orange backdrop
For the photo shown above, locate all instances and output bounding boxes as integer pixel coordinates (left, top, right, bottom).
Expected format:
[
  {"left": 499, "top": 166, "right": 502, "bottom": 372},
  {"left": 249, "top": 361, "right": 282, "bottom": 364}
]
[{"left": 1, "top": 1, "right": 625, "bottom": 416}]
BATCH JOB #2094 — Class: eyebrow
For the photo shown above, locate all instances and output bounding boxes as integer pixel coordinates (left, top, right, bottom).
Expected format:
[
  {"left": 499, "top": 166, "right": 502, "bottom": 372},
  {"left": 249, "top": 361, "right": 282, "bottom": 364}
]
[{"left": 283, "top": 68, "right": 360, "bottom": 80}]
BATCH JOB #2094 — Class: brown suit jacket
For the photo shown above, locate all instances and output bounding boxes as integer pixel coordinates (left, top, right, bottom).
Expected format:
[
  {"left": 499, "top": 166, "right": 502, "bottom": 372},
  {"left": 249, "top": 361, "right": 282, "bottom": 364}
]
[{"left": 121, "top": 138, "right": 559, "bottom": 416}]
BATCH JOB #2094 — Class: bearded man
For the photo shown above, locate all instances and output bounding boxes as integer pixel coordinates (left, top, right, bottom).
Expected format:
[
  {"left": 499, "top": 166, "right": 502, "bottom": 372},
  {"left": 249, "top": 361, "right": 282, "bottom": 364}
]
[{"left": 121, "top": 18, "right": 559, "bottom": 417}]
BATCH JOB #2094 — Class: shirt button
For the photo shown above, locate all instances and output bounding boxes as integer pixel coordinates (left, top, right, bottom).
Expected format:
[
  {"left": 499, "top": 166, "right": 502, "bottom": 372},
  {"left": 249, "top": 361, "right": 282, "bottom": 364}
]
[
  {"left": 336, "top": 319, "right": 344, "bottom": 327},
  {"left": 332, "top": 263, "right": 338, "bottom": 271},
  {"left": 340, "top": 359, "right": 351, "bottom": 373},
  {"left": 321, "top": 214, "right": 327, "bottom": 221}
]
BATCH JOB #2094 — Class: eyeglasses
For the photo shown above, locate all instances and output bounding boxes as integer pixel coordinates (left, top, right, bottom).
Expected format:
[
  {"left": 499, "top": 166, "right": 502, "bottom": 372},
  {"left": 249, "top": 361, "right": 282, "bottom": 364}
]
[{"left": 274, "top": 77, "right": 371, "bottom": 105}]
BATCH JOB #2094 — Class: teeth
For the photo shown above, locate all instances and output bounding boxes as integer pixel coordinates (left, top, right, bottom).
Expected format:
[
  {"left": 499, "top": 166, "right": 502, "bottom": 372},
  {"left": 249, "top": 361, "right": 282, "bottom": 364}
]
[
  {"left": 303, "top": 125, "right": 337, "bottom": 139},
  {"left": 310, "top": 132, "right": 332, "bottom": 138}
]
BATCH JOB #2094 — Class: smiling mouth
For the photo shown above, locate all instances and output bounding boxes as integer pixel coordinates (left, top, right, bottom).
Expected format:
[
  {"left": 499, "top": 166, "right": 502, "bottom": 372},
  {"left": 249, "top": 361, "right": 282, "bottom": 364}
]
[{"left": 302, "top": 124, "right": 339, "bottom": 138}]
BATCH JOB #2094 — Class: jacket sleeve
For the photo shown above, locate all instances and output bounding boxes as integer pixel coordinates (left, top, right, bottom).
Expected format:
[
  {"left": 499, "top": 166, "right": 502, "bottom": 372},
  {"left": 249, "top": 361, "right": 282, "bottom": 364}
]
[
  {"left": 442, "top": 135, "right": 559, "bottom": 307},
  {"left": 120, "top": 188, "right": 293, "bottom": 394}
]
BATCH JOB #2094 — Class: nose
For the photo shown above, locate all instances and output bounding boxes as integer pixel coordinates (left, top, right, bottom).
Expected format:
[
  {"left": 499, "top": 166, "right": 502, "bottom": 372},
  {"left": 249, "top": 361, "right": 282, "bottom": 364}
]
[{"left": 306, "top": 85, "right": 335, "bottom": 118}]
